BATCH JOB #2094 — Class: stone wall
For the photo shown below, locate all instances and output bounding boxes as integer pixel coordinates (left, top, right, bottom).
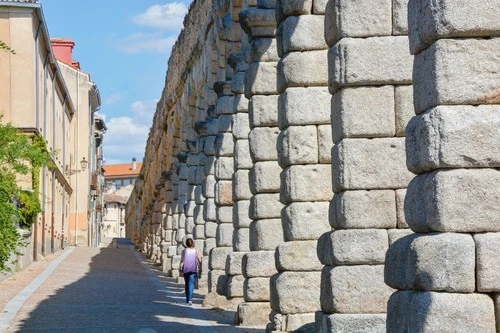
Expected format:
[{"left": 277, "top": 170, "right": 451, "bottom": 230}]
[{"left": 126, "top": 0, "right": 500, "bottom": 332}]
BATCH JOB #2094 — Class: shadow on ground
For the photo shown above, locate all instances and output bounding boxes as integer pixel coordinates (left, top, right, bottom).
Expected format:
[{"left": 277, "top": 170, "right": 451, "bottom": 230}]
[{"left": 9, "top": 238, "right": 264, "bottom": 333}]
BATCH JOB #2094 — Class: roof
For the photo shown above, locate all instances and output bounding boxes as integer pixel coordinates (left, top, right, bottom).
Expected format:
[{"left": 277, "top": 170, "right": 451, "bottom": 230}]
[{"left": 103, "top": 162, "right": 142, "bottom": 178}]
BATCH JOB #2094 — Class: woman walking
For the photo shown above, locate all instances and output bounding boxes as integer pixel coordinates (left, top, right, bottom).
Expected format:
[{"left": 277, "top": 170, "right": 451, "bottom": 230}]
[{"left": 179, "top": 238, "right": 202, "bottom": 305}]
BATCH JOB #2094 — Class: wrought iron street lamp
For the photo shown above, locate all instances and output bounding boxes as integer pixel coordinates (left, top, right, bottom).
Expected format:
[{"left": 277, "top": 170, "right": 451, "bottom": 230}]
[{"left": 65, "top": 157, "right": 88, "bottom": 175}]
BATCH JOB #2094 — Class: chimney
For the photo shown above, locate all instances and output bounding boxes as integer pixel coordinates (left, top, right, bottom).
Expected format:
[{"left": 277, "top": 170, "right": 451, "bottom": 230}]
[
  {"left": 51, "top": 38, "right": 80, "bottom": 69},
  {"left": 132, "top": 157, "right": 137, "bottom": 171}
]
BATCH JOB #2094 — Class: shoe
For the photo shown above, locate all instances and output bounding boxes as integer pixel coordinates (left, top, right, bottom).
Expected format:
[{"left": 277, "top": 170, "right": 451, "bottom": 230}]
[{"left": 188, "top": 301, "right": 193, "bottom": 306}]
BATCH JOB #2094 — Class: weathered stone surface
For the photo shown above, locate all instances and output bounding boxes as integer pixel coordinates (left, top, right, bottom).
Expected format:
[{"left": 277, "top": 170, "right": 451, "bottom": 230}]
[
  {"left": 317, "top": 125, "right": 332, "bottom": 164},
  {"left": 271, "top": 271, "right": 321, "bottom": 314},
  {"left": 215, "top": 180, "right": 233, "bottom": 205},
  {"left": 204, "top": 238, "right": 216, "bottom": 256},
  {"left": 249, "top": 95, "right": 279, "bottom": 127},
  {"left": 322, "top": 314, "right": 386, "bottom": 333},
  {"left": 277, "top": 125, "right": 318, "bottom": 167},
  {"left": 249, "top": 193, "right": 283, "bottom": 219},
  {"left": 278, "top": 87, "right": 331, "bottom": 128},
  {"left": 405, "top": 169, "right": 500, "bottom": 233},
  {"left": 282, "top": 164, "right": 332, "bottom": 203},
  {"left": 408, "top": 0, "right": 500, "bottom": 54},
  {"left": 332, "top": 86, "right": 395, "bottom": 143},
  {"left": 208, "top": 269, "right": 228, "bottom": 295},
  {"left": 278, "top": 50, "right": 328, "bottom": 92},
  {"left": 395, "top": 189, "right": 408, "bottom": 228},
  {"left": 387, "top": 291, "right": 496, "bottom": 333},
  {"left": 276, "top": 0, "right": 313, "bottom": 20},
  {"left": 331, "top": 190, "right": 397, "bottom": 229},
  {"left": 216, "top": 224, "right": 234, "bottom": 247},
  {"left": 329, "top": 36, "right": 413, "bottom": 93},
  {"left": 193, "top": 225, "right": 205, "bottom": 240},
  {"left": 325, "top": 0, "right": 392, "bottom": 46},
  {"left": 226, "top": 252, "right": 246, "bottom": 276},
  {"left": 216, "top": 96, "right": 235, "bottom": 115},
  {"left": 250, "top": 219, "right": 284, "bottom": 251},
  {"left": 495, "top": 294, "right": 500, "bottom": 333},
  {"left": 395, "top": 85, "right": 413, "bottom": 137},
  {"left": 217, "top": 206, "right": 233, "bottom": 223},
  {"left": 393, "top": 0, "right": 409, "bottom": 35},
  {"left": 279, "top": 15, "right": 327, "bottom": 54},
  {"left": 234, "top": 140, "right": 253, "bottom": 169},
  {"left": 285, "top": 313, "right": 316, "bottom": 332},
  {"left": 406, "top": 106, "right": 500, "bottom": 173},
  {"left": 413, "top": 39, "right": 500, "bottom": 113},
  {"left": 275, "top": 240, "right": 323, "bottom": 271},
  {"left": 237, "top": 302, "right": 271, "bottom": 327},
  {"left": 203, "top": 175, "right": 216, "bottom": 198},
  {"left": 204, "top": 155, "right": 216, "bottom": 174},
  {"left": 387, "top": 229, "right": 413, "bottom": 245},
  {"left": 244, "top": 277, "right": 271, "bottom": 302},
  {"left": 332, "top": 138, "right": 414, "bottom": 192},
  {"left": 321, "top": 265, "right": 394, "bottom": 313},
  {"left": 233, "top": 200, "right": 252, "bottom": 228},
  {"left": 250, "top": 161, "right": 282, "bottom": 194},
  {"left": 249, "top": 38, "right": 280, "bottom": 63},
  {"left": 233, "top": 169, "right": 252, "bottom": 200},
  {"left": 227, "top": 274, "right": 245, "bottom": 298},
  {"left": 215, "top": 157, "right": 234, "bottom": 180},
  {"left": 325, "top": 229, "right": 388, "bottom": 266},
  {"left": 205, "top": 221, "right": 217, "bottom": 239},
  {"left": 232, "top": 115, "right": 250, "bottom": 143},
  {"left": 240, "top": 8, "right": 277, "bottom": 39},
  {"left": 243, "top": 251, "right": 277, "bottom": 278},
  {"left": 283, "top": 201, "right": 331, "bottom": 241},
  {"left": 246, "top": 62, "right": 278, "bottom": 97},
  {"left": 217, "top": 115, "right": 234, "bottom": 133},
  {"left": 235, "top": 226, "right": 250, "bottom": 250},
  {"left": 234, "top": 94, "right": 249, "bottom": 113},
  {"left": 385, "top": 233, "right": 475, "bottom": 292},
  {"left": 474, "top": 233, "right": 500, "bottom": 292},
  {"left": 209, "top": 247, "right": 233, "bottom": 270},
  {"left": 248, "top": 127, "right": 280, "bottom": 161}
]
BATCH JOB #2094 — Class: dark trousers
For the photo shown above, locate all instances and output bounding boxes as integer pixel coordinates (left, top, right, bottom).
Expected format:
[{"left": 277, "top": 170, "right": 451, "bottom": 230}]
[{"left": 183, "top": 272, "right": 196, "bottom": 302}]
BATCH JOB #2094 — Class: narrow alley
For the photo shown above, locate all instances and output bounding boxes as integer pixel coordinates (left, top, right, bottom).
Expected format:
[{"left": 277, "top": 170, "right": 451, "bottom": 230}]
[{"left": 0, "top": 239, "right": 264, "bottom": 333}]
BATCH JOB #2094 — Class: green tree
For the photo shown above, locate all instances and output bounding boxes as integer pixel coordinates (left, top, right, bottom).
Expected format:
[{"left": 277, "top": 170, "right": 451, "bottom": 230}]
[{"left": 0, "top": 120, "right": 52, "bottom": 271}]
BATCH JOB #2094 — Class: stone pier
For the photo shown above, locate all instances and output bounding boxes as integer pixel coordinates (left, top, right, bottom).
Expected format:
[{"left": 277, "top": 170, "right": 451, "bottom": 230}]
[
  {"left": 385, "top": 0, "right": 500, "bottom": 332},
  {"left": 269, "top": 1, "right": 332, "bottom": 332}
]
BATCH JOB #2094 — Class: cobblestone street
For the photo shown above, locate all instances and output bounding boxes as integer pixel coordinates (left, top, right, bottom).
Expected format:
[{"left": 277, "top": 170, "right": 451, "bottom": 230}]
[{"left": 0, "top": 239, "right": 263, "bottom": 333}]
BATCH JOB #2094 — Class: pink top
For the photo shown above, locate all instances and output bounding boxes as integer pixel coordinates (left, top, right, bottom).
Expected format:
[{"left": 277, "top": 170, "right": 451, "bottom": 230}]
[{"left": 181, "top": 248, "right": 199, "bottom": 273}]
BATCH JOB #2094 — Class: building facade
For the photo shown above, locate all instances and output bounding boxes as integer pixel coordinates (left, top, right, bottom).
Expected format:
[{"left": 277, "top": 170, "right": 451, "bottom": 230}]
[
  {"left": 103, "top": 160, "right": 142, "bottom": 240},
  {"left": 0, "top": 0, "right": 105, "bottom": 274}
]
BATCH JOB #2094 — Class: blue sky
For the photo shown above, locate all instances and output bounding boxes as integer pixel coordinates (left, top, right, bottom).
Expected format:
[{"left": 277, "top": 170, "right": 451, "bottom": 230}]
[{"left": 41, "top": 1, "right": 192, "bottom": 164}]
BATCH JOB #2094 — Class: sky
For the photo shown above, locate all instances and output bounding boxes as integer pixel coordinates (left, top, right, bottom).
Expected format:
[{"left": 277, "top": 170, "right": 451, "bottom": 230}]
[{"left": 41, "top": 1, "right": 192, "bottom": 165}]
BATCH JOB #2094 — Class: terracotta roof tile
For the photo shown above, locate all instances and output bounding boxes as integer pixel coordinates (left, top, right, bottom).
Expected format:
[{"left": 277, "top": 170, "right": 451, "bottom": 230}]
[{"left": 103, "top": 163, "right": 142, "bottom": 177}]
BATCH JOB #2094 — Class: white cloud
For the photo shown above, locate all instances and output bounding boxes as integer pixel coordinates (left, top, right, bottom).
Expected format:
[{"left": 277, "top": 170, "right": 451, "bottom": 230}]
[
  {"left": 100, "top": 116, "right": 150, "bottom": 164},
  {"left": 115, "top": 32, "right": 177, "bottom": 54},
  {"left": 103, "top": 91, "right": 125, "bottom": 105},
  {"left": 130, "top": 99, "right": 158, "bottom": 124},
  {"left": 133, "top": 2, "right": 188, "bottom": 31}
]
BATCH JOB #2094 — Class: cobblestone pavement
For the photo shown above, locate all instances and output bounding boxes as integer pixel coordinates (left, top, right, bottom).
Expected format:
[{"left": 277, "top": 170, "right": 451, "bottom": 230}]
[{"left": 0, "top": 239, "right": 264, "bottom": 333}]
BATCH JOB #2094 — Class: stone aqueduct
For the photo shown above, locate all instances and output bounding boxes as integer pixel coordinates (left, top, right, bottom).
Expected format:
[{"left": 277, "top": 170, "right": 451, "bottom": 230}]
[{"left": 125, "top": 0, "right": 500, "bottom": 331}]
